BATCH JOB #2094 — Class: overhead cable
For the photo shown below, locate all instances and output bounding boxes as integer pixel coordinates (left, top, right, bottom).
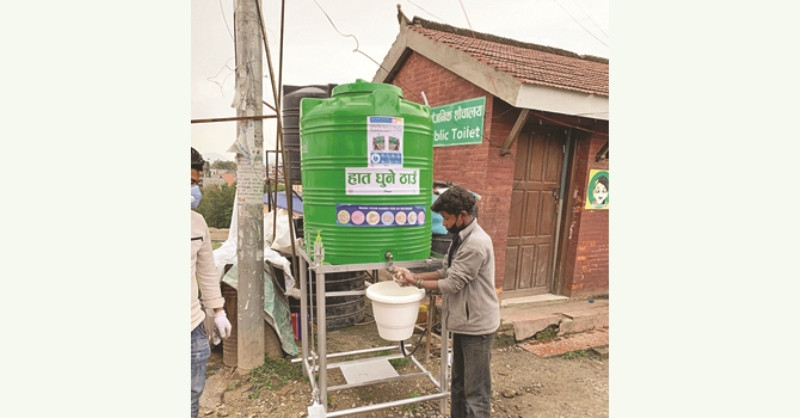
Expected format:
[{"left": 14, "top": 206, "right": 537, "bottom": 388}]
[{"left": 552, "top": 0, "right": 609, "bottom": 47}]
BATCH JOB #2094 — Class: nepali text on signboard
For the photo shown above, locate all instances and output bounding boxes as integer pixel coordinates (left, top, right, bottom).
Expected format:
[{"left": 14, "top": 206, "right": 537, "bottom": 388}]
[
  {"left": 344, "top": 167, "right": 420, "bottom": 195},
  {"left": 431, "top": 96, "right": 486, "bottom": 147}
]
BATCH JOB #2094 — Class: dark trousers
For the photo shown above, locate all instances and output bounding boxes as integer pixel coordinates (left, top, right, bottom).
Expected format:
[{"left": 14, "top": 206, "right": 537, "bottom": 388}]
[{"left": 451, "top": 332, "right": 494, "bottom": 418}]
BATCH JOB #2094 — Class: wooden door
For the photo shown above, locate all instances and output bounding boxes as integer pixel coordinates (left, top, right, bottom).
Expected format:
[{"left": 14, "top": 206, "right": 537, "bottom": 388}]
[{"left": 503, "top": 129, "right": 564, "bottom": 297}]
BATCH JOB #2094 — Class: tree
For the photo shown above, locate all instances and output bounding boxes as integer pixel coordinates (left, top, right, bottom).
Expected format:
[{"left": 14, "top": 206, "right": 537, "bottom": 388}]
[
  {"left": 266, "top": 179, "right": 285, "bottom": 192},
  {"left": 211, "top": 160, "right": 237, "bottom": 171},
  {"left": 196, "top": 182, "right": 236, "bottom": 228}
]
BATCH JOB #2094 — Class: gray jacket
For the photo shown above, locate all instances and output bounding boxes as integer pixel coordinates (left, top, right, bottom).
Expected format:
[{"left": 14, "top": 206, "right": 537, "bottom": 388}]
[{"left": 437, "top": 219, "right": 500, "bottom": 335}]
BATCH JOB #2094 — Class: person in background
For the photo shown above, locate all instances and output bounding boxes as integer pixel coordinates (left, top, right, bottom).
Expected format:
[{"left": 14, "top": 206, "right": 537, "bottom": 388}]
[
  {"left": 191, "top": 147, "right": 232, "bottom": 418},
  {"left": 394, "top": 184, "right": 499, "bottom": 417}
]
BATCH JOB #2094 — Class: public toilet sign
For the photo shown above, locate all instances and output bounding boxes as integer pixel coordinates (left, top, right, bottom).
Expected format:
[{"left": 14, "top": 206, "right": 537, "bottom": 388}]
[{"left": 431, "top": 96, "right": 486, "bottom": 147}]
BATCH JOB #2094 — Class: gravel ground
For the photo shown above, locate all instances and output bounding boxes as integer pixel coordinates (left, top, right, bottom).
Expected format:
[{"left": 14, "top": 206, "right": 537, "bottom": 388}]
[
  {"left": 200, "top": 315, "right": 608, "bottom": 417},
  {"left": 202, "top": 229, "right": 608, "bottom": 417}
]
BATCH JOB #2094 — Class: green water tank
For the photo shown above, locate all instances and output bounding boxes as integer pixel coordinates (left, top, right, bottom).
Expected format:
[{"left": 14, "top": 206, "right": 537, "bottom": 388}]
[{"left": 300, "top": 79, "right": 433, "bottom": 265}]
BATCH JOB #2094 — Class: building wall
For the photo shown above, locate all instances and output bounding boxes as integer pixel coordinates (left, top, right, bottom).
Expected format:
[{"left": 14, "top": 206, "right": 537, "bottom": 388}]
[
  {"left": 559, "top": 132, "right": 609, "bottom": 297},
  {"left": 391, "top": 52, "right": 517, "bottom": 290},
  {"left": 486, "top": 98, "right": 525, "bottom": 290},
  {"left": 202, "top": 177, "right": 228, "bottom": 188},
  {"left": 390, "top": 51, "right": 608, "bottom": 297}
]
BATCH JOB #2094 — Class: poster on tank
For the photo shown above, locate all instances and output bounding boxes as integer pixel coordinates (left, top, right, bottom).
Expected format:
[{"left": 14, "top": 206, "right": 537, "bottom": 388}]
[
  {"left": 367, "top": 116, "right": 404, "bottom": 167},
  {"left": 335, "top": 204, "right": 426, "bottom": 227}
]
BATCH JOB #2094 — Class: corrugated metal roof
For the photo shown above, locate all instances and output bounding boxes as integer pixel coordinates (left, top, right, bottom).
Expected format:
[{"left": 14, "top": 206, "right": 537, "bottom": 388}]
[{"left": 408, "top": 18, "right": 608, "bottom": 97}]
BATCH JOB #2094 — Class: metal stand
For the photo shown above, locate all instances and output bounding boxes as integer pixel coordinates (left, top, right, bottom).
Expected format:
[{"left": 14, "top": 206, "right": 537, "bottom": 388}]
[{"left": 292, "top": 247, "right": 449, "bottom": 417}]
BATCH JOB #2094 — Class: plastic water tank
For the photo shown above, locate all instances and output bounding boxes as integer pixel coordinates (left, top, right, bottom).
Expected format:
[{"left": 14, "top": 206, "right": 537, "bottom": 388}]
[{"left": 299, "top": 79, "right": 433, "bottom": 265}]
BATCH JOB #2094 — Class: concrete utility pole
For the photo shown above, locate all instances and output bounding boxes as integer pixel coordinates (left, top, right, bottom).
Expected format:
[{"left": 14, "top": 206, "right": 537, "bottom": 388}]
[{"left": 233, "top": 0, "right": 265, "bottom": 372}]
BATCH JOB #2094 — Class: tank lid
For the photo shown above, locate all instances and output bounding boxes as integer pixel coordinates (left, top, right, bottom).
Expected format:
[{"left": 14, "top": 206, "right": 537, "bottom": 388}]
[
  {"left": 332, "top": 79, "right": 402, "bottom": 97},
  {"left": 283, "top": 86, "right": 329, "bottom": 108}
]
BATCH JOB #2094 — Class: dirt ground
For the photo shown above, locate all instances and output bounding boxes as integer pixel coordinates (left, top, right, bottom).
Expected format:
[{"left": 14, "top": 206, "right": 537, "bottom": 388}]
[
  {"left": 202, "top": 230, "right": 607, "bottom": 417},
  {"left": 200, "top": 312, "right": 608, "bottom": 418}
]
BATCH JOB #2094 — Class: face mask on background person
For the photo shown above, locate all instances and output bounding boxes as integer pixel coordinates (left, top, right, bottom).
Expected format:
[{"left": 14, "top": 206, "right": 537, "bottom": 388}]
[
  {"left": 446, "top": 212, "right": 467, "bottom": 235},
  {"left": 447, "top": 222, "right": 465, "bottom": 235},
  {"left": 191, "top": 185, "right": 202, "bottom": 209}
]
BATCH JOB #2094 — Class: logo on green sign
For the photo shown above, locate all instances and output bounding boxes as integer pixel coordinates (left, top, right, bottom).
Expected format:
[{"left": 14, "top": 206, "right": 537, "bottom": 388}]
[{"left": 431, "top": 96, "right": 486, "bottom": 147}]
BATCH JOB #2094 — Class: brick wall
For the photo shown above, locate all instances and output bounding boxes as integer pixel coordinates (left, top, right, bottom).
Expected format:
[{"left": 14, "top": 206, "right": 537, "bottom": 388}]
[
  {"left": 389, "top": 52, "right": 608, "bottom": 297},
  {"left": 560, "top": 132, "right": 609, "bottom": 297},
  {"left": 484, "top": 99, "right": 522, "bottom": 289},
  {"left": 391, "top": 52, "right": 516, "bottom": 289}
]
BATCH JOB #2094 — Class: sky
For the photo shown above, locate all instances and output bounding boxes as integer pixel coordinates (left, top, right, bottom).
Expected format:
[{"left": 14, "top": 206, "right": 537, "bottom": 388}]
[{"left": 191, "top": 0, "right": 609, "bottom": 162}]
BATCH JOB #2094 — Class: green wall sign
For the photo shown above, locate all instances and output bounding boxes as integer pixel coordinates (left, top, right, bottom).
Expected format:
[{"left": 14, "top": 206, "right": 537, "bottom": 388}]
[{"left": 431, "top": 96, "right": 486, "bottom": 147}]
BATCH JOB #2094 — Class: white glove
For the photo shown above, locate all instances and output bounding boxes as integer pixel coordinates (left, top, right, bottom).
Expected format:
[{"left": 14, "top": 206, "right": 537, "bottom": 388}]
[{"left": 214, "top": 311, "right": 232, "bottom": 340}]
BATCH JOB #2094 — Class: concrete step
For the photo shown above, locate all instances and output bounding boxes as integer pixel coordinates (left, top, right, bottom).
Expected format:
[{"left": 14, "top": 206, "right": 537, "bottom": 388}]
[{"left": 500, "top": 295, "right": 609, "bottom": 345}]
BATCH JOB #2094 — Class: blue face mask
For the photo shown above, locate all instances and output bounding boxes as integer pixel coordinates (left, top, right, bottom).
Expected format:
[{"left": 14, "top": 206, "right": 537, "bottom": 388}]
[{"left": 191, "top": 185, "right": 202, "bottom": 209}]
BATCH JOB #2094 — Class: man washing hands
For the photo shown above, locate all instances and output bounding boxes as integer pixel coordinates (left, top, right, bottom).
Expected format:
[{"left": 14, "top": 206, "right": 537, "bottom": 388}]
[
  {"left": 393, "top": 185, "right": 499, "bottom": 417},
  {"left": 392, "top": 267, "right": 422, "bottom": 288}
]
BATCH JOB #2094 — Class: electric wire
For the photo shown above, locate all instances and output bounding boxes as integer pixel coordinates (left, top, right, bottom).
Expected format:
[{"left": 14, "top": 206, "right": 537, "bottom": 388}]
[
  {"left": 458, "top": 1, "right": 607, "bottom": 148},
  {"left": 310, "top": 0, "right": 397, "bottom": 81},
  {"left": 457, "top": 0, "right": 474, "bottom": 35},
  {"left": 566, "top": 0, "right": 609, "bottom": 39},
  {"left": 457, "top": 0, "right": 500, "bottom": 97},
  {"left": 552, "top": 0, "right": 608, "bottom": 47},
  {"left": 311, "top": 0, "right": 361, "bottom": 54},
  {"left": 201, "top": 0, "right": 235, "bottom": 100},
  {"left": 310, "top": 0, "right": 415, "bottom": 94},
  {"left": 206, "top": 58, "right": 236, "bottom": 96},
  {"left": 454, "top": 0, "right": 604, "bottom": 151},
  {"left": 248, "top": 1, "right": 607, "bottom": 152},
  {"left": 407, "top": 0, "right": 444, "bottom": 22},
  {"left": 218, "top": 0, "right": 234, "bottom": 41}
]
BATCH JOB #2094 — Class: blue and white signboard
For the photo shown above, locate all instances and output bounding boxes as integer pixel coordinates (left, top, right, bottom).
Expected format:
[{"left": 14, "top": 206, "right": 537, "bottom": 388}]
[{"left": 367, "top": 116, "right": 404, "bottom": 167}]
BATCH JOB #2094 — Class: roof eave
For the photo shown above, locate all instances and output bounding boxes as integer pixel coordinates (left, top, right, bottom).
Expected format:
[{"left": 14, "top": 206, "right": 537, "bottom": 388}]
[
  {"left": 373, "top": 23, "right": 411, "bottom": 83},
  {"left": 517, "top": 84, "right": 608, "bottom": 121},
  {"left": 375, "top": 22, "right": 608, "bottom": 121}
]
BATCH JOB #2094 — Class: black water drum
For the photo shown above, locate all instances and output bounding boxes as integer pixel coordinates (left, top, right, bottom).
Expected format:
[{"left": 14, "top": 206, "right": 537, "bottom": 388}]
[
  {"left": 282, "top": 84, "right": 335, "bottom": 184},
  {"left": 408, "top": 233, "right": 452, "bottom": 275},
  {"left": 289, "top": 270, "right": 367, "bottom": 330},
  {"left": 431, "top": 232, "right": 453, "bottom": 256}
]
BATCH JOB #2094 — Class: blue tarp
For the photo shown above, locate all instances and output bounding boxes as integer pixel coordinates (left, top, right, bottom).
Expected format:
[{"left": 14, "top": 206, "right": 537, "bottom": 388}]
[{"left": 264, "top": 191, "right": 303, "bottom": 214}]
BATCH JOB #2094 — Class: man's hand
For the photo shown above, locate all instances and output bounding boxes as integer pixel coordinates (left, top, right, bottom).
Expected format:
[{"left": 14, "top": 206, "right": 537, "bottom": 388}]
[
  {"left": 392, "top": 267, "right": 415, "bottom": 287},
  {"left": 214, "top": 311, "right": 232, "bottom": 339}
]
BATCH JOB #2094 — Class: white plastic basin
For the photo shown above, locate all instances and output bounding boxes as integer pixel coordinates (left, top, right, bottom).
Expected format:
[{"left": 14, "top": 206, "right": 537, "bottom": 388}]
[{"left": 366, "top": 280, "right": 425, "bottom": 341}]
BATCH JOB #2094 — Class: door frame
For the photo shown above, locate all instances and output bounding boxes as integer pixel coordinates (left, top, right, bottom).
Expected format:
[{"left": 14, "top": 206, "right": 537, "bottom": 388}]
[{"left": 549, "top": 128, "right": 574, "bottom": 296}]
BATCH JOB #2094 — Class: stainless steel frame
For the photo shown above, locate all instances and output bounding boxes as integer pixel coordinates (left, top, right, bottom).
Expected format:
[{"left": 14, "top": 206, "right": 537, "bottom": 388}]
[{"left": 292, "top": 247, "right": 449, "bottom": 416}]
